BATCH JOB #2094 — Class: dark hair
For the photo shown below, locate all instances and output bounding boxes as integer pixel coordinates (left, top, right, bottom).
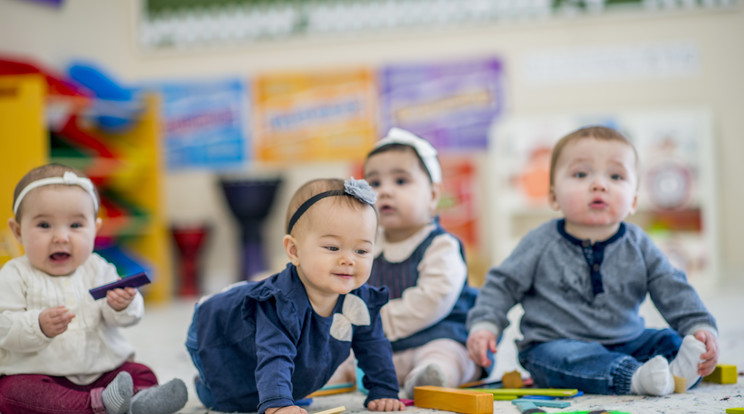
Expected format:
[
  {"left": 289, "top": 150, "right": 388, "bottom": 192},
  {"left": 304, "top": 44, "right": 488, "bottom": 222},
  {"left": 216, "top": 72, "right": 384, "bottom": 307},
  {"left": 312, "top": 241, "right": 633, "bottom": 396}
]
[{"left": 365, "top": 143, "right": 435, "bottom": 184}]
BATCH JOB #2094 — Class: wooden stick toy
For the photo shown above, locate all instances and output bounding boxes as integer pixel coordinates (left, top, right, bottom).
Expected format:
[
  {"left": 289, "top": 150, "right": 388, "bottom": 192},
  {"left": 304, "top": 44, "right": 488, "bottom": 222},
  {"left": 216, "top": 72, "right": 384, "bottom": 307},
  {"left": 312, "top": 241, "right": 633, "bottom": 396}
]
[
  {"left": 414, "top": 386, "right": 493, "bottom": 414},
  {"left": 513, "top": 399, "right": 545, "bottom": 413},
  {"left": 511, "top": 399, "right": 571, "bottom": 408},
  {"left": 306, "top": 382, "right": 356, "bottom": 398},
  {"left": 314, "top": 406, "right": 345, "bottom": 414},
  {"left": 468, "top": 387, "right": 579, "bottom": 398}
]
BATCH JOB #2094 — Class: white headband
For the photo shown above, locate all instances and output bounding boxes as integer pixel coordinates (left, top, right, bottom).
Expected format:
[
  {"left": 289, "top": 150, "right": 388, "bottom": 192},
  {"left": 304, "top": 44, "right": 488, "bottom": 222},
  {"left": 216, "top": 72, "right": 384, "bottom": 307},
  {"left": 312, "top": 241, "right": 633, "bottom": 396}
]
[
  {"left": 13, "top": 171, "right": 99, "bottom": 215},
  {"left": 374, "top": 127, "right": 442, "bottom": 183}
]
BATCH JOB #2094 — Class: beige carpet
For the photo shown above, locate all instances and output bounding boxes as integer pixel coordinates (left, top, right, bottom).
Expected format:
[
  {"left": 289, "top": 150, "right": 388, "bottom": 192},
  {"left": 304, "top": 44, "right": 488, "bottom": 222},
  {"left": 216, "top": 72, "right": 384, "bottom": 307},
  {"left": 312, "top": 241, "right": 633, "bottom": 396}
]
[{"left": 124, "top": 289, "right": 744, "bottom": 414}]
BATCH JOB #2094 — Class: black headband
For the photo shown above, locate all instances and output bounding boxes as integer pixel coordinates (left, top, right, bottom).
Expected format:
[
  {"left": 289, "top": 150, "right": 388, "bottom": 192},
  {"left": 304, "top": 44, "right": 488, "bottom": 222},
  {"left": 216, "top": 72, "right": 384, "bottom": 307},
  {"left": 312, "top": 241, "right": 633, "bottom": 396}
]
[{"left": 286, "top": 190, "right": 345, "bottom": 234}]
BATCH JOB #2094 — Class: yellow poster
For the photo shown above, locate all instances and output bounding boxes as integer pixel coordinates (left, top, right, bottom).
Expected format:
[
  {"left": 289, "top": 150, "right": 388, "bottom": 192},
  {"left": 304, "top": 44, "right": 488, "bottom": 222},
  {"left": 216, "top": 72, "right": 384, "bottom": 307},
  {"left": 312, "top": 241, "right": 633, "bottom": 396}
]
[{"left": 252, "top": 68, "right": 378, "bottom": 163}]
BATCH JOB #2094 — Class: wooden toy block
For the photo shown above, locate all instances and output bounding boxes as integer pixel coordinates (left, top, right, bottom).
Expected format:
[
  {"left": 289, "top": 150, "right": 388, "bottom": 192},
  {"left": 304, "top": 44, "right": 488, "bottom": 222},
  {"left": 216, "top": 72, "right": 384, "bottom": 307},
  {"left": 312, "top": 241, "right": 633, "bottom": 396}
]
[
  {"left": 673, "top": 375, "right": 686, "bottom": 393},
  {"left": 558, "top": 411, "right": 629, "bottom": 414},
  {"left": 512, "top": 398, "right": 571, "bottom": 408},
  {"left": 414, "top": 386, "right": 493, "bottom": 414},
  {"left": 314, "top": 406, "right": 345, "bottom": 414},
  {"left": 469, "top": 388, "right": 579, "bottom": 397},
  {"left": 703, "top": 364, "right": 738, "bottom": 384},
  {"left": 502, "top": 370, "right": 524, "bottom": 388},
  {"left": 306, "top": 383, "right": 356, "bottom": 397},
  {"left": 726, "top": 408, "right": 744, "bottom": 414},
  {"left": 513, "top": 400, "right": 545, "bottom": 413}
]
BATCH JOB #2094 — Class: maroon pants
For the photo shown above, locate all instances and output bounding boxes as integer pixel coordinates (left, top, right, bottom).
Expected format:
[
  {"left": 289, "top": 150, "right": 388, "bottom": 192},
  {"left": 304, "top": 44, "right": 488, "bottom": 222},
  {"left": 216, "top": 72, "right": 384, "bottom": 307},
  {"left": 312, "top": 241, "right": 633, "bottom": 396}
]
[{"left": 0, "top": 361, "right": 158, "bottom": 414}]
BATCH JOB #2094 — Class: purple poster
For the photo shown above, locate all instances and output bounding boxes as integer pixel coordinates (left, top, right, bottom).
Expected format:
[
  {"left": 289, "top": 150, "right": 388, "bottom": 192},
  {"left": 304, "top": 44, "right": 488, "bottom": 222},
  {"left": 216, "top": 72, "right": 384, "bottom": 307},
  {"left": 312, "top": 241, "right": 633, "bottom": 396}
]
[{"left": 379, "top": 57, "right": 504, "bottom": 151}]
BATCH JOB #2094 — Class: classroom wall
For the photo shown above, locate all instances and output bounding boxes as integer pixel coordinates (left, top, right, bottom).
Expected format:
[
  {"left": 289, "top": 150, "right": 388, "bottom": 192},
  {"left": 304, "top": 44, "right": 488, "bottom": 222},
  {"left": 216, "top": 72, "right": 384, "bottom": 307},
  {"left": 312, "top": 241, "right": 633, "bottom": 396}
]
[{"left": 1, "top": 0, "right": 742, "bottom": 294}]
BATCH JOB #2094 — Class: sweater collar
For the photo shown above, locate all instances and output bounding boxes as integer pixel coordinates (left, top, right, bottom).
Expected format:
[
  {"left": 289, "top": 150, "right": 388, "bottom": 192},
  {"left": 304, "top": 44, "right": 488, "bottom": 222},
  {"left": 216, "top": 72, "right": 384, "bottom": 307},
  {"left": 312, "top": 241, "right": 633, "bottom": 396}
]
[{"left": 556, "top": 218, "right": 626, "bottom": 248}]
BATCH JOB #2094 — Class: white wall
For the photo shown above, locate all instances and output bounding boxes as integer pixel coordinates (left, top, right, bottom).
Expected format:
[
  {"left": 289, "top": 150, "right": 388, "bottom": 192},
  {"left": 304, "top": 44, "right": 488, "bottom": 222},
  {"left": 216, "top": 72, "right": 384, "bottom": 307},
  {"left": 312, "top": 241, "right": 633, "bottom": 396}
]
[{"left": 2, "top": 0, "right": 742, "bottom": 293}]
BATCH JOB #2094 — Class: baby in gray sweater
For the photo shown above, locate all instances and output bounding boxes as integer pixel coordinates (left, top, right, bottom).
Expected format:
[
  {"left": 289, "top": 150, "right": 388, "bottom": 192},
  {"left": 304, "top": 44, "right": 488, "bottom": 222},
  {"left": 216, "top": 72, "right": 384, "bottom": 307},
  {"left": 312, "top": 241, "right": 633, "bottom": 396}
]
[{"left": 467, "top": 126, "right": 718, "bottom": 396}]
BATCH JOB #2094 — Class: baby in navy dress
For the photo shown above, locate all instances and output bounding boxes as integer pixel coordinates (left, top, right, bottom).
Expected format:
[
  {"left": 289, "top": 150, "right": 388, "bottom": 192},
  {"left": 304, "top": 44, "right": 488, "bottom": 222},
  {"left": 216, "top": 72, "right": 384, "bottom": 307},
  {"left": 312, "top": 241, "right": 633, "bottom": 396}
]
[{"left": 186, "top": 177, "right": 405, "bottom": 414}]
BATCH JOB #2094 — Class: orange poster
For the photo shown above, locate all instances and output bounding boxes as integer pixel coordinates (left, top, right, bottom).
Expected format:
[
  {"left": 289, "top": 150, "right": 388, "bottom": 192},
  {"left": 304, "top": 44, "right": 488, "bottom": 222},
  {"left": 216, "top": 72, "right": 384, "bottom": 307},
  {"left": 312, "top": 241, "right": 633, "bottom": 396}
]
[{"left": 252, "top": 68, "right": 378, "bottom": 163}]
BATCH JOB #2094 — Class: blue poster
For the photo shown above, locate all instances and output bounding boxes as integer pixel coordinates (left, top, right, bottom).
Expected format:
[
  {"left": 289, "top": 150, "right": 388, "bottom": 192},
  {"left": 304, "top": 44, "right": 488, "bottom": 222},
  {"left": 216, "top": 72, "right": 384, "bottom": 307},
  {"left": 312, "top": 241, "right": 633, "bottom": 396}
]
[{"left": 140, "top": 78, "right": 249, "bottom": 170}]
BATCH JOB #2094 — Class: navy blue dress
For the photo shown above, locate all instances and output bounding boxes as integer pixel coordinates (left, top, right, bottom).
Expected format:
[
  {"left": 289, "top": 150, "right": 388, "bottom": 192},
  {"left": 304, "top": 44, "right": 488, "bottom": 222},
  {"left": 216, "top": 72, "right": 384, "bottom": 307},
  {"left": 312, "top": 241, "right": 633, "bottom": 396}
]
[
  {"left": 191, "top": 263, "right": 399, "bottom": 413},
  {"left": 367, "top": 224, "right": 478, "bottom": 352}
]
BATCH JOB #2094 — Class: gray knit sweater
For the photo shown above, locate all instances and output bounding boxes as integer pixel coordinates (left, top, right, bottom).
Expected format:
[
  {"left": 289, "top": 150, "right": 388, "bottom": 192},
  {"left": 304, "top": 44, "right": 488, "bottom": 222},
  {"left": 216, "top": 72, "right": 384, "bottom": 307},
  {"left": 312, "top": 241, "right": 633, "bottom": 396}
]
[{"left": 467, "top": 219, "right": 716, "bottom": 350}]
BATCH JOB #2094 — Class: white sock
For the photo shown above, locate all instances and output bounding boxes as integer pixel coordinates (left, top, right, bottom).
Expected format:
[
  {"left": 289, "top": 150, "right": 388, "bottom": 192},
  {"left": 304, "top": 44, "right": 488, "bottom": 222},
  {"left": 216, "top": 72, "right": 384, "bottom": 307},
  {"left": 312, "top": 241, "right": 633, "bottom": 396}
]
[
  {"left": 630, "top": 355, "right": 674, "bottom": 396},
  {"left": 404, "top": 363, "right": 446, "bottom": 399},
  {"left": 669, "top": 335, "right": 706, "bottom": 390},
  {"left": 102, "top": 371, "right": 133, "bottom": 414}
]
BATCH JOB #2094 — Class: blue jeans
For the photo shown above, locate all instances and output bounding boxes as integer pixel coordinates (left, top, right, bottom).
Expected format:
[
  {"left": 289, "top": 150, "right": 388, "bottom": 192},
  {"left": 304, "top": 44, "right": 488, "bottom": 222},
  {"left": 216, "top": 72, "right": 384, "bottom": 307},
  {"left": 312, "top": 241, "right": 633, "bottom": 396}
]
[
  {"left": 185, "top": 305, "right": 217, "bottom": 409},
  {"left": 519, "top": 328, "right": 683, "bottom": 395}
]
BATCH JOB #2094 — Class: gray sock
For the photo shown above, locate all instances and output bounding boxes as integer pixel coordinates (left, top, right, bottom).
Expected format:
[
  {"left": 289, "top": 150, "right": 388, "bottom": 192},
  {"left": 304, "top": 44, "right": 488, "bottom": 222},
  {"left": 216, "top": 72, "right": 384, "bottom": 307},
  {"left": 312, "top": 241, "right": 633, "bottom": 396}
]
[
  {"left": 129, "top": 378, "right": 188, "bottom": 414},
  {"left": 102, "top": 371, "right": 133, "bottom": 414}
]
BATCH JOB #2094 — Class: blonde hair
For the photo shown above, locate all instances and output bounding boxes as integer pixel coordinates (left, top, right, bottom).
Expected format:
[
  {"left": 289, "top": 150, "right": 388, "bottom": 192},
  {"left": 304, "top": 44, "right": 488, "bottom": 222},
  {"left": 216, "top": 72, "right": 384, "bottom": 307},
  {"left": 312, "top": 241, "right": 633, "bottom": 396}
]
[
  {"left": 549, "top": 126, "right": 638, "bottom": 187},
  {"left": 12, "top": 163, "right": 100, "bottom": 221}
]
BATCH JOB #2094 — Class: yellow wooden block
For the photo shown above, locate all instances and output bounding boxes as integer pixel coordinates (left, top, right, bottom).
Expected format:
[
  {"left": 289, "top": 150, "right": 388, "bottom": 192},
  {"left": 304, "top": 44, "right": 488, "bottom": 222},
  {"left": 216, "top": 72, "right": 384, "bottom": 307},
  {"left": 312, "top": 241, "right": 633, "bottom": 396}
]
[
  {"left": 502, "top": 370, "right": 524, "bottom": 389},
  {"left": 314, "top": 406, "right": 345, "bottom": 414},
  {"left": 703, "top": 364, "right": 738, "bottom": 384},
  {"left": 414, "top": 386, "right": 494, "bottom": 414},
  {"left": 725, "top": 408, "right": 744, "bottom": 414},
  {"left": 673, "top": 376, "right": 686, "bottom": 393}
]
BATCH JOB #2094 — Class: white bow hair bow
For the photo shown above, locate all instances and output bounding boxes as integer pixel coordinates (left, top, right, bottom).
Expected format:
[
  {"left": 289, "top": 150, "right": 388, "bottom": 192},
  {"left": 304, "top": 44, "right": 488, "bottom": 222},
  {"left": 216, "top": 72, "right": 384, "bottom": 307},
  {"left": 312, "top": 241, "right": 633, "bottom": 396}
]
[
  {"left": 329, "top": 294, "right": 371, "bottom": 342},
  {"left": 13, "top": 171, "right": 99, "bottom": 215}
]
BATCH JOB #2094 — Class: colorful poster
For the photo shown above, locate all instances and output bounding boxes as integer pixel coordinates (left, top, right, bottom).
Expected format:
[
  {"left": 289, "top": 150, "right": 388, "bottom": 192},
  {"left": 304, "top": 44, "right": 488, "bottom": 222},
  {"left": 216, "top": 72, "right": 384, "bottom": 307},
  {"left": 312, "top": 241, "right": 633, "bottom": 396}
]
[
  {"left": 140, "top": 78, "right": 249, "bottom": 170},
  {"left": 252, "top": 68, "right": 378, "bottom": 162},
  {"left": 379, "top": 57, "right": 504, "bottom": 151}
]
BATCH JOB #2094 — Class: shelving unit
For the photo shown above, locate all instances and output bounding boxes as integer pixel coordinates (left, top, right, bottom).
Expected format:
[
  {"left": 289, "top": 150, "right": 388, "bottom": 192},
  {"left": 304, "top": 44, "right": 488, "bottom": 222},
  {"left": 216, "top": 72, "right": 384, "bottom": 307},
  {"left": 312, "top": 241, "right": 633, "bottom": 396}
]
[
  {"left": 0, "top": 74, "right": 173, "bottom": 303},
  {"left": 489, "top": 109, "right": 718, "bottom": 295},
  {"left": 0, "top": 75, "right": 47, "bottom": 264}
]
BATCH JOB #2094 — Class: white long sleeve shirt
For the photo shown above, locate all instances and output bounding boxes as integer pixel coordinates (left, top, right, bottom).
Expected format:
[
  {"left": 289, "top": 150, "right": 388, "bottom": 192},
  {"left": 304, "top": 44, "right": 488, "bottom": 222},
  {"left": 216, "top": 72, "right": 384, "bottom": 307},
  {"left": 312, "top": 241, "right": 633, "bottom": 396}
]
[
  {"left": 0, "top": 253, "right": 144, "bottom": 385},
  {"left": 375, "top": 224, "right": 468, "bottom": 341}
]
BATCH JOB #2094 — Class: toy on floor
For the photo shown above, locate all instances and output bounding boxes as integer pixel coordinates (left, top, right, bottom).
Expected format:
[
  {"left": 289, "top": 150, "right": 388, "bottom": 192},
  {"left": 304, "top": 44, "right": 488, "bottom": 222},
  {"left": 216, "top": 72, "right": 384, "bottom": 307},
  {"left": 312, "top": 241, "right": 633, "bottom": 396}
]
[
  {"left": 89, "top": 271, "right": 151, "bottom": 299},
  {"left": 459, "top": 376, "right": 534, "bottom": 389},
  {"left": 413, "top": 386, "right": 493, "bottom": 414},
  {"left": 306, "top": 382, "right": 356, "bottom": 398},
  {"left": 502, "top": 370, "right": 524, "bottom": 388},
  {"left": 468, "top": 387, "right": 579, "bottom": 398},
  {"left": 512, "top": 399, "right": 570, "bottom": 408},
  {"left": 314, "top": 406, "right": 345, "bottom": 414},
  {"left": 513, "top": 399, "right": 546, "bottom": 414},
  {"left": 703, "top": 364, "right": 738, "bottom": 384},
  {"left": 726, "top": 408, "right": 744, "bottom": 413}
]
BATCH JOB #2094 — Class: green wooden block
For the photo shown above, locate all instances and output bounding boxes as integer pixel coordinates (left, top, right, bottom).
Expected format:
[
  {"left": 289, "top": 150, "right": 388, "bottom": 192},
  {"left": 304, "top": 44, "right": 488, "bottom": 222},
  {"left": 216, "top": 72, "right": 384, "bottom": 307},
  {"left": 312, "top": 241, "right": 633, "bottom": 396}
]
[{"left": 469, "top": 388, "right": 578, "bottom": 397}]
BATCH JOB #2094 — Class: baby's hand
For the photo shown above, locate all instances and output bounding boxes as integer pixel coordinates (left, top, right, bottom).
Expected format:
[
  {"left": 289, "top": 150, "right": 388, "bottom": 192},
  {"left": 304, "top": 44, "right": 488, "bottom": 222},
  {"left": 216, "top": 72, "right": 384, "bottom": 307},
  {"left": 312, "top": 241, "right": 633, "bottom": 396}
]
[
  {"left": 467, "top": 329, "right": 498, "bottom": 368},
  {"left": 694, "top": 329, "right": 719, "bottom": 377},
  {"left": 367, "top": 398, "right": 406, "bottom": 411},
  {"left": 39, "top": 306, "right": 75, "bottom": 338},
  {"left": 106, "top": 287, "right": 137, "bottom": 311},
  {"left": 264, "top": 406, "right": 307, "bottom": 414}
]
